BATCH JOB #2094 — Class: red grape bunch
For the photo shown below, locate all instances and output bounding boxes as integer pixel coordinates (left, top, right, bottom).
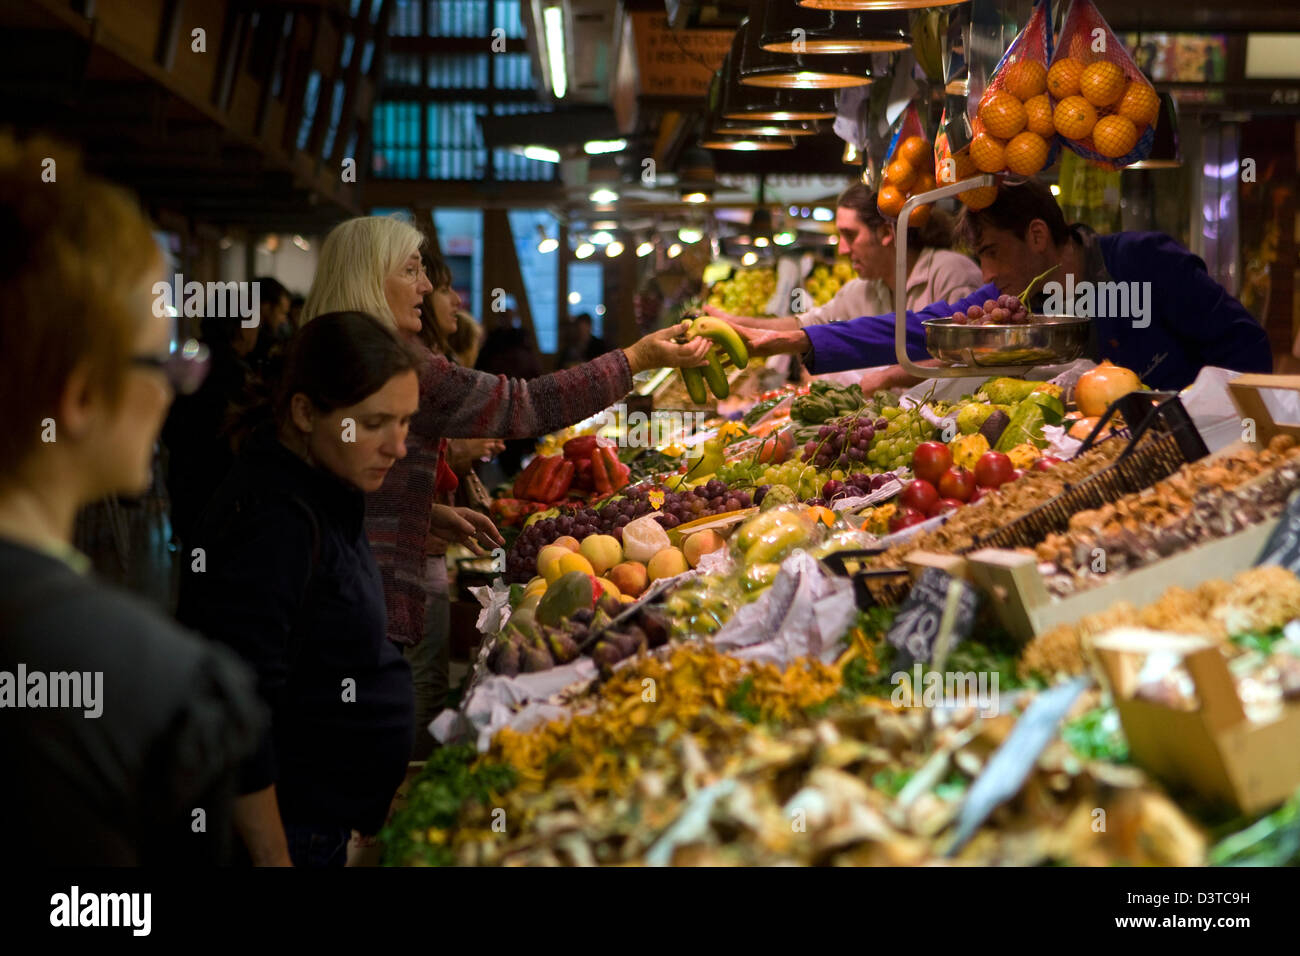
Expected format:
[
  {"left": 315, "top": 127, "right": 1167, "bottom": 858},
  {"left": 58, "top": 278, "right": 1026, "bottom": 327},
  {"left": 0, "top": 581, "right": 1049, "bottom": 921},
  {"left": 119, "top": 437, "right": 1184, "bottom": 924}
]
[
  {"left": 800, "top": 417, "right": 884, "bottom": 470},
  {"left": 949, "top": 294, "right": 1030, "bottom": 327}
]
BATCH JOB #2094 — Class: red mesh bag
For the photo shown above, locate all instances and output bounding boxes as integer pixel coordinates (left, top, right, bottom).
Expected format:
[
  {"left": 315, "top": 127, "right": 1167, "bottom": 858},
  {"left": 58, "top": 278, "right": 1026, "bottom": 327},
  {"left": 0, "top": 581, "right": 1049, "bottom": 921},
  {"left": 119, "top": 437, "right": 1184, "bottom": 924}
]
[
  {"left": 1049, "top": 0, "right": 1158, "bottom": 169},
  {"left": 964, "top": 0, "right": 1058, "bottom": 184},
  {"left": 877, "top": 103, "right": 935, "bottom": 226}
]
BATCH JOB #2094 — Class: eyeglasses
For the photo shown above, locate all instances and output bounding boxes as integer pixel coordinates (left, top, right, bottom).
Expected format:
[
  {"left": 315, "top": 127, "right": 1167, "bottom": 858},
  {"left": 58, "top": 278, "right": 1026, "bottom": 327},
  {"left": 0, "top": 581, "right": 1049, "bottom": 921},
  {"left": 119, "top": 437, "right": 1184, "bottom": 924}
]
[
  {"left": 402, "top": 263, "right": 429, "bottom": 282},
  {"left": 131, "top": 339, "right": 210, "bottom": 395}
]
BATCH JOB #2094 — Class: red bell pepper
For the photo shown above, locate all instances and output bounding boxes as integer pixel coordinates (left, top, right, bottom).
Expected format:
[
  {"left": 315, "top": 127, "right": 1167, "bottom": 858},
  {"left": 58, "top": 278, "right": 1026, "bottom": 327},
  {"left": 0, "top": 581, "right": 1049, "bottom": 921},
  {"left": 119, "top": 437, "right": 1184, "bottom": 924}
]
[
  {"left": 599, "top": 446, "right": 629, "bottom": 492},
  {"left": 563, "top": 435, "right": 602, "bottom": 460},
  {"left": 522, "top": 455, "right": 561, "bottom": 501},
  {"left": 512, "top": 457, "right": 545, "bottom": 499},
  {"left": 589, "top": 446, "right": 612, "bottom": 495},
  {"left": 572, "top": 458, "right": 594, "bottom": 491},
  {"left": 540, "top": 459, "right": 575, "bottom": 503}
]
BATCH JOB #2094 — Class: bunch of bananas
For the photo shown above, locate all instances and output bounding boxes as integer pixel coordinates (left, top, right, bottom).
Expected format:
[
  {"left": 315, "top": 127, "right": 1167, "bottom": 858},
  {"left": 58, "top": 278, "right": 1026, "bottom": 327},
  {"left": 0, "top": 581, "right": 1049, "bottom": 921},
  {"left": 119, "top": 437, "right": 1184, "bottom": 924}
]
[{"left": 677, "top": 316, "right": 750, "bottom": 405}]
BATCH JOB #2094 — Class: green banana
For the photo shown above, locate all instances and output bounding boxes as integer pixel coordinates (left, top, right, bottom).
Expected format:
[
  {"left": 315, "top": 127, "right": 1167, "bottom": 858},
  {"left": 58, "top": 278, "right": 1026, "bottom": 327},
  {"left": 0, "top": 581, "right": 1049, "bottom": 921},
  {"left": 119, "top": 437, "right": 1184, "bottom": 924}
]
[
  {"left": 701, "top": 348, "right": 729, "bottom": 399},
  {"left": 686, "top": 316, "right": 749, "bottom": 368},
  {"left": 679, "top": 366, "right": 708, "bottom": 405}
]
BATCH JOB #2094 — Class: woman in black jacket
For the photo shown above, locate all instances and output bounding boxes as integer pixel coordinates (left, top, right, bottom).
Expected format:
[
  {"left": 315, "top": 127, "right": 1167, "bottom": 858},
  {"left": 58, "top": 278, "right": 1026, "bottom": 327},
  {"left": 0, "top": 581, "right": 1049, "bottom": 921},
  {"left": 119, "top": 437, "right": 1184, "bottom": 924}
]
[{"left": 179, "top": 312, "right": 421, "bottom": 867}]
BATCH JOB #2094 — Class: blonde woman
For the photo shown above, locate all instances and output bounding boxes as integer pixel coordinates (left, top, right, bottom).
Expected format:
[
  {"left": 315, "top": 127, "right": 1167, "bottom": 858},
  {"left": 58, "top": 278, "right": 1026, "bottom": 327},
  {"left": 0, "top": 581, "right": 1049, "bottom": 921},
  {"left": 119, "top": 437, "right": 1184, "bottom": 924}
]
[{"left": 302, "top": 215, "right": 709, "bottom": 756}]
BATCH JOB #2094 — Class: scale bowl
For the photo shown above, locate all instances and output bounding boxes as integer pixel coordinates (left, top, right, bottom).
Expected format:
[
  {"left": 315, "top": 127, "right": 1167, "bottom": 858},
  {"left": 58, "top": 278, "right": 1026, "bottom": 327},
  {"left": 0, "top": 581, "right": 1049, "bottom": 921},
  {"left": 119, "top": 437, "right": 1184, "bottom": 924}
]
[{"left": 922, "top": 315, "right": 1090, "bottom": 368}]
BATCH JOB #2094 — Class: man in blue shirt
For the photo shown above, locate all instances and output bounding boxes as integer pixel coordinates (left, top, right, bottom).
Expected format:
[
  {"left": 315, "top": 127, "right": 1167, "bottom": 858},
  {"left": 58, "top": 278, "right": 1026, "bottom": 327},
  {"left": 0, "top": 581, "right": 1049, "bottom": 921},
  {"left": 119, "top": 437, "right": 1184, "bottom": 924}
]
[{"left": 735, "top": 179, "right": 1271, "bottom": 391}]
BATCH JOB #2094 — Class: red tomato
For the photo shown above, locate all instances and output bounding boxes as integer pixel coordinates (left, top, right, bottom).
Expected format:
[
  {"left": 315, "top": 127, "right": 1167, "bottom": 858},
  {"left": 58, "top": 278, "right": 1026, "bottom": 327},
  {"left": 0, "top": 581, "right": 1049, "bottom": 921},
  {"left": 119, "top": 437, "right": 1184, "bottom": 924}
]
[
  {"left": 937, "top": 466, "right": 976, "bottom": 502},
  {"left": 929, "top": 497, "right": 964, "bottom": 517},
  {"left": 911, "top": 442, "right": 952, "bottom": 485},
  {"left": 888, "top": 506, "right": 928, "bottom": 533},
  {"left": 973, "top": 451, "right": 1014, "bottom": 488},
  {"left": 1033, "top": 456, "right": 1063, "bottom": 471},
  {"left": 900, "top": 479, "right": 940, "bottom": 514}
]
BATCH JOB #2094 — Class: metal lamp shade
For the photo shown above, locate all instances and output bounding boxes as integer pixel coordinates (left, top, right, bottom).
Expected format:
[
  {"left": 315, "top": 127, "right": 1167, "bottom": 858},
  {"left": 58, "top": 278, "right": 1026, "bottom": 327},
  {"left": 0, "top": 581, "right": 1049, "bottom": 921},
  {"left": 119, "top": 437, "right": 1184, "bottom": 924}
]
[
  {"left": 720, "top": 24, "right": 840, "bottom": 118},
  {"left": 736, "top": 16, "right": 873, "bottom": 89},
  {"left": 798, "top": 0, "right": 968, "bottom": 9},
  {"left": 759, "top": 3, "right": 910, "bottom": 55}
]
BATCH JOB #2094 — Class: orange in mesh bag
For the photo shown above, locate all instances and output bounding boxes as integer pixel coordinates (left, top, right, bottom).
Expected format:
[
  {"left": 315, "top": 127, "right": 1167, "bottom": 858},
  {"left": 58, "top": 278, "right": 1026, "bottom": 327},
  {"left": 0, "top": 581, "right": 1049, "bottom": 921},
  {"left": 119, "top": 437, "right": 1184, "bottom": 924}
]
[
  {"left": 1049, "top": 0, "right": 1158, "bottom": 167},
  {"left": 876, "top": 103, "right": 935, "bottom": 227},
  {"left": 962, "top": 0, "right": 1057, "bottom": 182}
]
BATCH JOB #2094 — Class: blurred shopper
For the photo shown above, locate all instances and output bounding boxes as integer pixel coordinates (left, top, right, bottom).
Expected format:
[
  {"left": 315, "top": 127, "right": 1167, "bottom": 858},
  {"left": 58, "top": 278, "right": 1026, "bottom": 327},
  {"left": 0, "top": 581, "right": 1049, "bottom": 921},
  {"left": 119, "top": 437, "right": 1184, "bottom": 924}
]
[
  {"left": 179, "top": 313, "right": 422, "bottom": 867},
  {"left": 0, "top": 132, "right": 262, "bottom": 865},
  {"left": 301, "top": 216, "right": 710, "bottom": 759},
  {"left": 163, "top": 313, "right": 258, "bottom": 548},
  {"left": 558, "top": 312, "right": 608, "bottom": 368},
  {"left": 449, "top": 309, "right": 482, "bottom": 368}
]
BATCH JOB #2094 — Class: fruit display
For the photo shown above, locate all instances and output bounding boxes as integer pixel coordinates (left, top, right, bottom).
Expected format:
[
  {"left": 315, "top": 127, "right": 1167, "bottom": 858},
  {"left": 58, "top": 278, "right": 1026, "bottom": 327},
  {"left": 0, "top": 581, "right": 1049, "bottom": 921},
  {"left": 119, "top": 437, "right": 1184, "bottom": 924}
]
[
  {"left": 947, "top": 292, "right": 1032, "bottom": 326},
  {"left": 1047, "top": 1, "right": 1158, "bottom": 167},
  {"left": 707, "top": 266, "right": 777, "bottom": 317},
  {"left": 676, "top": 315, "right": 751, "bottom": 404},
  {"left": 964, "top": 2, "right": 1055, "bottom": 179},
  {"left": 801, "top": 258, "right": 855, "bottom": 307},
  {"left": 878, "top": 133, "right": 937, "bottom": 226}
]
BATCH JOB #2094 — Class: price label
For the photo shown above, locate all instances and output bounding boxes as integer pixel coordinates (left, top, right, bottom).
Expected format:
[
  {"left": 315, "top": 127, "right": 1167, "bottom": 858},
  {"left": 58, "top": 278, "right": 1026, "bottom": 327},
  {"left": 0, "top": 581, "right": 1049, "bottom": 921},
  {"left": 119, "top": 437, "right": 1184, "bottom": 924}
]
[
  {"left": 885, "top": 567, "right": 980, "bottom": 665},
  {"left": 1255, "top": 490, "right": 1300, "bottom": 572}
]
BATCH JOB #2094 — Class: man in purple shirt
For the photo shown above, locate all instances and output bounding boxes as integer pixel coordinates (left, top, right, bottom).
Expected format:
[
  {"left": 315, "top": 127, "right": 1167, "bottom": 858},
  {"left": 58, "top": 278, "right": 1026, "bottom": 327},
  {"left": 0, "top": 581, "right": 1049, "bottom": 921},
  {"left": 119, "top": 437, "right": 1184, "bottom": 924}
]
[{"left": 735, "top": 179, "right": 1272, "bottom": 391}]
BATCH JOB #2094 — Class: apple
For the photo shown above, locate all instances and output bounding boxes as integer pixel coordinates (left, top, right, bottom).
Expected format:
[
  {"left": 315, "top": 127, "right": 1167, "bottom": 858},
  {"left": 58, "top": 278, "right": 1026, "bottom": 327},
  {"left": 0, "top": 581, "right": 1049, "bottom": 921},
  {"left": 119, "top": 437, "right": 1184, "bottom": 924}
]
[
  {"left": 682, "top": 530, "right": 726, "bottom": 568},
  {"left": 973, "top": 451, "right": 1014, "bottom": 488},
  {"left": 1009, "top": 468, "right": 1025, "bottom": 482},
  {"left": 928, "top": 497, "right": 964, "bottom": 517},
  {"left": 911, "top": 442, "right": 952, "bottom": 485},
  {"left": 889, "top": 506, "right": 928, "bottom": 533},
  {"left": 1033, "top": 456, "right": 1063, "bottom": 471},
  {"left": 969, "top": 486, "right": 990, "bottom": 504},
  {"left": 900, "top": 479, "right": 940, "bottom": 515},
  {"left": 937, "top": 466, "right": 976, "bottom": 503}
]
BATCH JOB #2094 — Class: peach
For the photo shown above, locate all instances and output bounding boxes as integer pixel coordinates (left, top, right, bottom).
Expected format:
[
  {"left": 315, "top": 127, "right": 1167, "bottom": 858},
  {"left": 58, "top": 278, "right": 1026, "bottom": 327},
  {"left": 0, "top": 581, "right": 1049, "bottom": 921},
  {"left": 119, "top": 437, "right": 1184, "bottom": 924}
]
[
  {"left": 683, "top": 530, "right": 726, "bottom": 568},
  {"left": 647, "top": 547, "right": 689, "bottom": 582},
  {"left": 579, "top": 534, "right": 623, "bottom": 576},
  {"left": 608, "top": 561, "right": 649, "bottom": 598},
  {"left": 552, "top": 535, "right": 581, "bottom": 553}
]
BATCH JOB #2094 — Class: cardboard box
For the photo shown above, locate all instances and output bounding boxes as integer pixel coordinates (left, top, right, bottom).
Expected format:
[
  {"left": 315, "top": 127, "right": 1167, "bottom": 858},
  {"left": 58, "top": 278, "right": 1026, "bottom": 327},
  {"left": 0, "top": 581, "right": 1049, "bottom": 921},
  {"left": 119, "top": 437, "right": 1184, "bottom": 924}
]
[{"left": 1092, "top": 627, "right": 1300, "bottom": 815}]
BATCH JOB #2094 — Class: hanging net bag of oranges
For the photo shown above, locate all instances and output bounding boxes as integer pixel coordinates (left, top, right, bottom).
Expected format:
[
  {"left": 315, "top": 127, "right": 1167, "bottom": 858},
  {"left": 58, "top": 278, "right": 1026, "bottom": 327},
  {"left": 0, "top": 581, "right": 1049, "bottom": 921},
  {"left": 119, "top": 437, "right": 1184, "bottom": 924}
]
[
  {"left": 951, "top": 0, "right": 1057, "bottom": 210},
  {"left": 876, "top": 103, "right": 935, "bottom": 228},
  {"left": 1048, "top": 0, "right": 1158, "bottom": 169}
]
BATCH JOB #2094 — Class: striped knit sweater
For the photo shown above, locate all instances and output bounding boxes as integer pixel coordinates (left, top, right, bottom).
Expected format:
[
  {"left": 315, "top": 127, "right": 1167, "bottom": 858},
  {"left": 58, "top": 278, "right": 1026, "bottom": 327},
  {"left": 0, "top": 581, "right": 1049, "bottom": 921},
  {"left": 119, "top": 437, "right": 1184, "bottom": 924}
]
[{"left": 365, "top": 340, "right": 633, "bottom": 647}]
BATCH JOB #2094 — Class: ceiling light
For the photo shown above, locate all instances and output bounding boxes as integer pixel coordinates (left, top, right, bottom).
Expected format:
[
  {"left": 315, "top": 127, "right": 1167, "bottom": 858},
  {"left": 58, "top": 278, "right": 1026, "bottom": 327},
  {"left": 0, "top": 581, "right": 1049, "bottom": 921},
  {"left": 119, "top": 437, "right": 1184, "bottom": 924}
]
[
  {"left": 754, "top": 236, "right": 770, "bottom": 248},
  {"left": 595, "top": 304, "right": 606, "bottom": 316},
  {"left": 605, "top": 241, "right": 624, "bottom": 257},
  {"left": 799, "top": 0, "right": 968, "bottom": 9},
  {"left": 575, "top": 242, "right": 595, "bottom": 259},
  {"left": 700, "top": 136, "right": 796, "bottom": 151},
  {"left": 715, "top": 122, "right": 818, "bottom": 137},
  {"left": 584, "top": 139, "right": 627, "bottom": 155},
  {"left": 774, "top": 231, "right": 796, "bottom": 246},
  {"left": 1049, "top": 184, "right": 1061, "bottom": 196},
  {"left": 568, "top": 291, "right": 582, "bottom": 305},
  {"left": 590, "top": 231, "right": 614, "bottom": 245},
  {"left": 590, "top": 220, "right": 618, "bottom": 230},
  {"left": 813, "top": 207, "right": 834, "bottom": 221},
  {"left": 759, "top": 5, "right": 911, "bottom": 55},
  {"left": 543, "top": 5, "right": 566, "bottom": 99},
  {"left": 842, "top": 141, "right": 859, "bottom": 164},
  {"left": 677, "top": 227, "right": 704, "bottom": 244},
  {"left": 589, "top": 188, "right": 619, "bottom": 204},
  {"left": 292, "top": 234, "right": 310, "bottom": 251},
  {"left": 636, "top": 241, "right": 654, "bottom": 257},
  {"left": 667, "top": 243, "right": 682, "bottom": 258},
  {"left": 682, "top": 191, "right": 710, "bottom": 204},
  {"left": 522, "top": 145, "right": 561, "bottom": 163},
  {"left": 742, "top": 252, "right": 759, "bottom": 266},
  {"left": 538, "top": 236, "right": 559, "bottom": 253}
]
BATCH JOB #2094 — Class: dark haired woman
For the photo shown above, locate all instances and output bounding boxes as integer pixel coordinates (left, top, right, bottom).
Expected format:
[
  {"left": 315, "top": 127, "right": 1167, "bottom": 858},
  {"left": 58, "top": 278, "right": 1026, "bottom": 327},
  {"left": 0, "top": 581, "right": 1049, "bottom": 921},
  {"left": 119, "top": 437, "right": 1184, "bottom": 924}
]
[{"left": 178, "top": 312, "right": 421, "bottom": 867}]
